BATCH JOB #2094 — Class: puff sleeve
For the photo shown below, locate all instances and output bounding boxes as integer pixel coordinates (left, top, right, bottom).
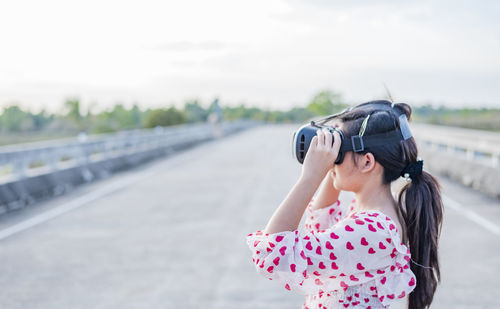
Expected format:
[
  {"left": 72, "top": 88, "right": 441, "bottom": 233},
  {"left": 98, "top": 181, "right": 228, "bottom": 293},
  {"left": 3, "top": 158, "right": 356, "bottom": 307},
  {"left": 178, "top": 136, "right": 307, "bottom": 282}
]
[{"left": 246, "top": 211, "right": 412, "bottom": 299}]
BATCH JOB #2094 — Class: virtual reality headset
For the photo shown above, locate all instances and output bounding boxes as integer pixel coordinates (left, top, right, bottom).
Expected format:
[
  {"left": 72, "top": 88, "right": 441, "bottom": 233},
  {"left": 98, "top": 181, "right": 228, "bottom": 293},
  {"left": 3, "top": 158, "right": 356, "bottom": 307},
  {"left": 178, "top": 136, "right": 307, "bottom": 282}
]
[{"left": 292, "top": 101, "right": 413, "bottom": 165}]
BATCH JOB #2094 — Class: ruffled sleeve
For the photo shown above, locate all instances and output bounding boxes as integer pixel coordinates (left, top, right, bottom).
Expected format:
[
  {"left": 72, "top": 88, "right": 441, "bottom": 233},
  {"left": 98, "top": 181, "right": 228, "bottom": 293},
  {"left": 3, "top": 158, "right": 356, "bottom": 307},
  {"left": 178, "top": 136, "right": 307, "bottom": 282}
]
[{"left": 246, "top": 211, "right": 414, "bottom": 299}]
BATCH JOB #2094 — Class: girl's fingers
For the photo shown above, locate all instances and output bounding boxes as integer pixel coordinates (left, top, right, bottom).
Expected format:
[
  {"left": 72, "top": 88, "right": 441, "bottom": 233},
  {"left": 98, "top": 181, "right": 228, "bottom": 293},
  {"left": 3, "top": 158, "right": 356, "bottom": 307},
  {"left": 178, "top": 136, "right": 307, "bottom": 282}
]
[
  {"left": 332, "top": 131, "right": 341, "bottom": 154},
  {"left": 315, "top": 130, "right": 321, "bottom": 147},
  {"left": 324, "top": 128, "right": 332, "bottom": 148},
  {"left": 316, "top": 129, "right": 325, "bottom": 147},
  {"left": 311, "top": 135, "right": 318, "bottom": 148}
]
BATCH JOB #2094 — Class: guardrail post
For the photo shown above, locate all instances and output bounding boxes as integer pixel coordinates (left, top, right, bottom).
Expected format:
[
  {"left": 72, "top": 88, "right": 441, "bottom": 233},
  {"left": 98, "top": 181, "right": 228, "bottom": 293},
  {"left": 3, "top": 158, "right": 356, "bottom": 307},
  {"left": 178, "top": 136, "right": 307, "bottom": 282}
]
[
  {"left": 12, "top": 158, "right": 27, "bottom": 179},
  {"left": 47, "top": 149, "right": 60, "bottom": 172},
  {"left": 493, "top": 154, "right": 500, "bottom": 168},
  {"left": 466, "top": 148, "right": 474, "bottom": 160},
  {"left": 446, "top": 143, "right": 454, "bottom": 155}
]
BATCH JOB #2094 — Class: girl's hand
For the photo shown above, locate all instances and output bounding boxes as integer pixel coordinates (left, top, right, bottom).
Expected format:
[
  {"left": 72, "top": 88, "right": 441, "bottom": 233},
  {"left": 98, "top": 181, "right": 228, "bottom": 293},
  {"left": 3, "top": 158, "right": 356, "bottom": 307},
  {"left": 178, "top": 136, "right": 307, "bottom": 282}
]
[{"left": 300, "top": 128, "right": 341, "bottom": 183}]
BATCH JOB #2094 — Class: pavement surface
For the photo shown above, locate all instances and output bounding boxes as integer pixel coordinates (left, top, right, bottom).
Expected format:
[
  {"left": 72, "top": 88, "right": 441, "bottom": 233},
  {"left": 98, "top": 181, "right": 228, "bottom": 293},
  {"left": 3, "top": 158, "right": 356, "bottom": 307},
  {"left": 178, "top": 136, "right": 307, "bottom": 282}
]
[{"left": 0, "top": 124, "right": 499, "bottom": 309}]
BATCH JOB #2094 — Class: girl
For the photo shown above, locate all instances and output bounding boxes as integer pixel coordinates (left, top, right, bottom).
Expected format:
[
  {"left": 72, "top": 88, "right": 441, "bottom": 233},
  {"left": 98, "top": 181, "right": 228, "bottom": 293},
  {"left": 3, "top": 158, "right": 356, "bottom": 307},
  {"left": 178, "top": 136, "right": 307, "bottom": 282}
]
[{"left": 246, "top": 101, "right": 443, "bottom": 309}]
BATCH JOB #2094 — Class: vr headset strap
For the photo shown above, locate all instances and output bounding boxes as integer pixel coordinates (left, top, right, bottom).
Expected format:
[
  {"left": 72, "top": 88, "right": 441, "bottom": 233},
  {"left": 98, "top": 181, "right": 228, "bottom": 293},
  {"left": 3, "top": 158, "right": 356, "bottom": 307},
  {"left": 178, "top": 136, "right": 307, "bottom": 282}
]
[{"left": 340, "top": 130, "right": 404, "bottom": 153}]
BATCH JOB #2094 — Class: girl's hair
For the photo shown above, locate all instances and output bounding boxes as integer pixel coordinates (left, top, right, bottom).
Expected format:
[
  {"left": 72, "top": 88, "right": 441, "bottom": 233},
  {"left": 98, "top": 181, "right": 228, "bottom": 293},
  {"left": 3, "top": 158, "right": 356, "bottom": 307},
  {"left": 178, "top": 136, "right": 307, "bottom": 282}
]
[{"left": 335, "top": 100, "right": 443, "bottom": 309}]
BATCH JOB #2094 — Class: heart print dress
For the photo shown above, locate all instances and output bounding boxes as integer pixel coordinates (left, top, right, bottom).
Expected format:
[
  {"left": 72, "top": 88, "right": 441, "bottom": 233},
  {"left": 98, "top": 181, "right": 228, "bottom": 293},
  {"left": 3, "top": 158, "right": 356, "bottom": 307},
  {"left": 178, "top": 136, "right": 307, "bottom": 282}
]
[{"left": 246, "top": 193, "right": 416, "bottom": 308}]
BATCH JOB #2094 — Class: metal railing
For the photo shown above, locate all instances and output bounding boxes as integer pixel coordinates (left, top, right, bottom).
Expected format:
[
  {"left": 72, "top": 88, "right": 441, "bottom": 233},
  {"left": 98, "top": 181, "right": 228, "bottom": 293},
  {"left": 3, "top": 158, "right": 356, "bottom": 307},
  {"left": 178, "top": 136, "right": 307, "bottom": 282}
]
[
  {"left": 413, "top": 123, "right": 500, "bottom": 168},
  {"left": 0, "top": 120, "right": 259, "bottom": 184}
]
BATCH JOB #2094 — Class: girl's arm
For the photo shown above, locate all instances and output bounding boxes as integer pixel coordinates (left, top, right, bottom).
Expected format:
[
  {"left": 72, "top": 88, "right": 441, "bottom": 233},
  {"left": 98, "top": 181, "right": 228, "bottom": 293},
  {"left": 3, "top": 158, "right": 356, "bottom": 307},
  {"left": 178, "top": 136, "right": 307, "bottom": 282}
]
[
  {"left": 308, "top": 169, "right": 341, "bottom": 211},
  {"left": 264, "top": 128, "right": 341, "bottom": 234},
  {"left": 264, "top": 175, "right": 323, "bottom": 234}
]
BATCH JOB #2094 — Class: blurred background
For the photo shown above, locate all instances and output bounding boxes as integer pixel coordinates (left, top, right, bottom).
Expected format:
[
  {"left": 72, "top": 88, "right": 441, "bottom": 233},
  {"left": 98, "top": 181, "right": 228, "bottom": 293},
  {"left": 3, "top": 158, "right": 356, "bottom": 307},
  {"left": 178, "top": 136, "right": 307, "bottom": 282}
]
[{"left": 0, "top": 0, "right": 499, "bottom": 308}]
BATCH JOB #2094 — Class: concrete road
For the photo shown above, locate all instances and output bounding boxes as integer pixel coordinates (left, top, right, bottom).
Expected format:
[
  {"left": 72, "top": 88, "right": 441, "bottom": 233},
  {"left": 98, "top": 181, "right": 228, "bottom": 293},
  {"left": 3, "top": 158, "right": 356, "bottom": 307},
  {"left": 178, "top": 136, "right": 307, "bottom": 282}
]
[{"left": 0, "top": 125, "right": 499, "bottom": 308}]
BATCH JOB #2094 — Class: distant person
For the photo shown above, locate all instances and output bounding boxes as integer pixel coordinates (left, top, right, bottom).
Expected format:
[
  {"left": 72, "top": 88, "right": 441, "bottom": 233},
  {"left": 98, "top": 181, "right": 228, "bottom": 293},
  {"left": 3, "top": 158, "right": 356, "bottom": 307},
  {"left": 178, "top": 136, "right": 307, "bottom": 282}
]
[
  {"left": 208, "top": 98, "right": 223, "bottom": 138},
  {"left": 246, "top": 101, "right": 443, "bottom": 309}
]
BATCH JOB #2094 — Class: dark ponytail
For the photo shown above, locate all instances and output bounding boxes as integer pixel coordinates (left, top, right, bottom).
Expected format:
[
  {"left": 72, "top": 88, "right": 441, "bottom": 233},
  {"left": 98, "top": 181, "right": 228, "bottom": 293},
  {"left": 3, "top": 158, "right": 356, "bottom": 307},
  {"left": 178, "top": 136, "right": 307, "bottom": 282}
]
[
  {"left": 336, "top": 100, "right": 444, "bottom": 309},
  {"left": 398, "top": 170, "right": 443, "bottom": 309}
]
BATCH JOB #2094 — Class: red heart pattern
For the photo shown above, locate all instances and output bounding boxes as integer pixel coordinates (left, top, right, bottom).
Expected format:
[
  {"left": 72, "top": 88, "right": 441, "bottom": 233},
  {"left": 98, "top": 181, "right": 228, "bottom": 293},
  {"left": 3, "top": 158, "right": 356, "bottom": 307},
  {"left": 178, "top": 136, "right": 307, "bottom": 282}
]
[
  {"left": 279, "top": 246, "right": 287, "bottom": 256},
  {"left": 247, "top": 202, "right": 415, "bottom": 309},
  {"left": 316, "top": 246, "right": 322, "bottom": 255},
  {"left": 355, "top": 219, "right": 365, "bottom": 225},
  {"left": 409, "top": 277, "right": 415, "bottom": 286}
]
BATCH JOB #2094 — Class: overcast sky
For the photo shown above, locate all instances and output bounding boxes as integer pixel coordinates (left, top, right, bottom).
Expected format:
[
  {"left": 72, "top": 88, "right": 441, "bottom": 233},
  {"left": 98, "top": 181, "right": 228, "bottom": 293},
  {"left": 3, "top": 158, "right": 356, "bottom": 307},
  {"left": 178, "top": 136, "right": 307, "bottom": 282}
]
[{"left": 0, "top": 0, "right": 499, "bottom": 113}]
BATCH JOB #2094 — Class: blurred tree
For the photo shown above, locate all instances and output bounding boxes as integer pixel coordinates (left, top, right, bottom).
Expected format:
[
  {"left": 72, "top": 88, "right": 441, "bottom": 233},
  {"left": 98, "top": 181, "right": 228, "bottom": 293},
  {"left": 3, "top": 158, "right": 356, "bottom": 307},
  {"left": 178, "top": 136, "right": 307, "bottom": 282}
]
[
  {"left": 0, "top": 105, "right": 33, "bottom": 132},
  {"left": 64, "top": 98, "right": 81, "bottom": 120},
  {"left": 130, "top": 104, "right": 142, "bottom": 127},
  {"left": 285, "top": 107, "right": 314, "bottom": 123},
  {"left": 31, "top": 109, "right": 53, "bottom": 130},
  {"left": 110, "top": 104, "right": 137, "bottom": 128},
  {"left": 184, "top": 100, "right": 208, "bottom": 123},
  {"left": 63, "top": 98, "right": 85, "bottom": 130},
  {"left": 144, "top": 107, "right": 186, "bottom": 128},
  {"left": 307, "top": 90, "right": 346, "bottom": 116},
  {"left": 92, "top": 110, "right": 116, "bottom": 133}
]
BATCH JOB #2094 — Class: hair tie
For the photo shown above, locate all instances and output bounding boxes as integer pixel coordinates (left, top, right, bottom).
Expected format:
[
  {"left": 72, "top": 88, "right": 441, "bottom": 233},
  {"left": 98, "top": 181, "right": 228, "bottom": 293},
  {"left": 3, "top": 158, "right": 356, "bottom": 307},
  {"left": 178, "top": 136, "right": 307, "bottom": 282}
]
[{"left": 401, "top": 159, "right": 423, "bottom": 182}]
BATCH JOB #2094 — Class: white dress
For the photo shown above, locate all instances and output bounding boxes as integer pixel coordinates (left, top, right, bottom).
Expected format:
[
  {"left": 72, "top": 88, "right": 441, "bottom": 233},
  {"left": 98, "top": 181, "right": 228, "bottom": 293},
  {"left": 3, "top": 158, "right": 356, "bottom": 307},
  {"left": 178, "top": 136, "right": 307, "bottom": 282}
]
[{"left": 246, "top": 194, "right": 416, "bottom": 308}]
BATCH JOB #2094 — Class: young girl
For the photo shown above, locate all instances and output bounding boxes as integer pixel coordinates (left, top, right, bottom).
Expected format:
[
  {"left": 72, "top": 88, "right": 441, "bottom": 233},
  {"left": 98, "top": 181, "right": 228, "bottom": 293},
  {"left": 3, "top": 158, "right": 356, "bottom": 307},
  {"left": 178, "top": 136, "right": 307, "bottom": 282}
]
[{"left": 246, "top": 101, "right": 443, "bottom": 309}]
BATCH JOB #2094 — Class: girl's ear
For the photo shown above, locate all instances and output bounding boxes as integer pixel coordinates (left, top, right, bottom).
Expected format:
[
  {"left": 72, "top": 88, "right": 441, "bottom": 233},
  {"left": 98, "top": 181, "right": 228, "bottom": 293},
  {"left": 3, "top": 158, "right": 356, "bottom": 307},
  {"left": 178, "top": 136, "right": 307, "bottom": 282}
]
[{"left": 359, "top": 152, "right": 377, "bottom": 174}]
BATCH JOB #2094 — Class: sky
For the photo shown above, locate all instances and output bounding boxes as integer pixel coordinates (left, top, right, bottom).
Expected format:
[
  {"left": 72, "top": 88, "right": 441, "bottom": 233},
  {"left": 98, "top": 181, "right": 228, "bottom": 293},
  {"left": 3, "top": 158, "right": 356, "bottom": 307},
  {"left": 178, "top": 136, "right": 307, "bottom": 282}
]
[{"left": 0, "top": 0, "right": 499, "bottom": 113}]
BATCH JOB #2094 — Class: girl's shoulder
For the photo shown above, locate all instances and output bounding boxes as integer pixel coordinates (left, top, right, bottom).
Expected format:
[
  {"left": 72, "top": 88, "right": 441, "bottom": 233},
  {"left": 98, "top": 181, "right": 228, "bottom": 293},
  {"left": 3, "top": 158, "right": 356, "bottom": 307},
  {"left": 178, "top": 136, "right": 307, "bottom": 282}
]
[
  {"left": 341, "top": 210, "right": 405, "bottom": 244},
  {"left": 345, "top": 209, "right": 410, "bottom": 255}
]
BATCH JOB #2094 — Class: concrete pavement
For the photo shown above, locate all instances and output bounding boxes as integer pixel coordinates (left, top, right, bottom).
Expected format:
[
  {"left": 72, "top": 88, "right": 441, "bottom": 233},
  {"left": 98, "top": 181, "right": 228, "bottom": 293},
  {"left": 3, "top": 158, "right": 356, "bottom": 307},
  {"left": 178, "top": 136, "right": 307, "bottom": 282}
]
[{"left": 0, "top": 124, "right": 499, "bottom": 308}]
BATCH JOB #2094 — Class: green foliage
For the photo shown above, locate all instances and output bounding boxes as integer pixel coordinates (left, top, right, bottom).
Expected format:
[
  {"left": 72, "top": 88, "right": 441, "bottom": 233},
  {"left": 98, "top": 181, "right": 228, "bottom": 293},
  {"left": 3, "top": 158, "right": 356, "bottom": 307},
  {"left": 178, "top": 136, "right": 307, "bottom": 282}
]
[
  {"left": 0, "top": 105, "right": 34, "bottom": 132},
  {"left": 412, "top": 105, "right": 500, "bottom": 132},
  {"left": 32, "top": 110, "right": 54, "bottom": 130},
  {"left": 184, "top": 100, "right": 208, "bottom": 123},
  {"left": 91, "top": 104, "right": 144, "bottom": 134},
  {"left": 144, "top": 107, "right": 186, "bottom": 128},
  {"left": 3, "top": 89, "right": 500, "bottom": 146},
  {"left": 64, "top": 98, "right": 83, "bottom": 125},
  {"left": 110, "top": 104, "right": 142, "bottom": 128},
  {"left": 285, "top": 107, "right": 315, "bottom": 123},
  {"left": 223, "top": 105, "right": 261, "bottom": 121},
  {"left": 307, "top": 90, "right": 347, "bottom": 116}
]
